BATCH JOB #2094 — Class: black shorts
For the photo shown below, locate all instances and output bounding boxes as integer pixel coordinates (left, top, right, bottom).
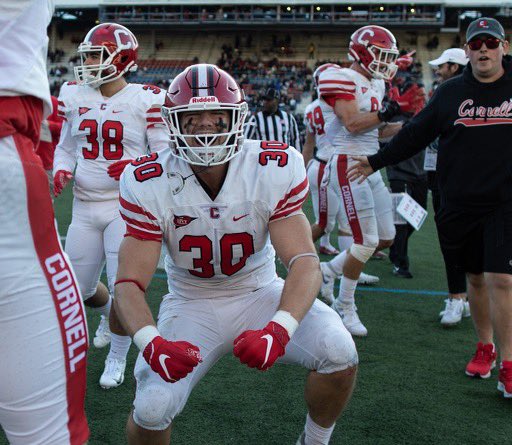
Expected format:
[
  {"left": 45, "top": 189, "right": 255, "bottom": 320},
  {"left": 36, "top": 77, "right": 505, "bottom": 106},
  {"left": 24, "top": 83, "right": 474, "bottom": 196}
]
[{"left": 436, "top": 204, "right": 512, "bottom": 275}]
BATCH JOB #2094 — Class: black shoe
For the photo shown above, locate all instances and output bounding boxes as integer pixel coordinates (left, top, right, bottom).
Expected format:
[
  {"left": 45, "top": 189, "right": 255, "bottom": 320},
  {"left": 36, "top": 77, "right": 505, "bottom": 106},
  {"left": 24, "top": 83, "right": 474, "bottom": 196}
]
[{"left": 392, "top": 266, "right": 413, "bottom": 279}]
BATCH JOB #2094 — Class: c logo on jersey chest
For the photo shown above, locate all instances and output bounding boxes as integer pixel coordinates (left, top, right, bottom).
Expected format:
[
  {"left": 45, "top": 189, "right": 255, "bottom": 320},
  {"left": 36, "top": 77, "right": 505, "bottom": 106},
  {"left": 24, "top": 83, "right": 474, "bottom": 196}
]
[{"left": 210, "top": 207, "right": 220, "bottom": 219}]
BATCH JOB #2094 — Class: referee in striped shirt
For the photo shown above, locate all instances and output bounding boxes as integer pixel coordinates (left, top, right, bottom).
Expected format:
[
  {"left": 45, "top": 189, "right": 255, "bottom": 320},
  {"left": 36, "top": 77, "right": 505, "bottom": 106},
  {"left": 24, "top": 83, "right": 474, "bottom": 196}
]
[{"left": 244, "top": 88, "right": 302, "bottom": 151}]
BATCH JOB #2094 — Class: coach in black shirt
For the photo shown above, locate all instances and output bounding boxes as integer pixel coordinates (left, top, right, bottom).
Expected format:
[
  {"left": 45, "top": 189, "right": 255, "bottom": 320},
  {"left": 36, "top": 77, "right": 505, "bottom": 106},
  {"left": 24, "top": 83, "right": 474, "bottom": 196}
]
[
  {"left": 244, "top": 87, "right": 302, "bottom": 150},
  {"left": 347, "top": 17, "right": 512, "bottom": 397}
]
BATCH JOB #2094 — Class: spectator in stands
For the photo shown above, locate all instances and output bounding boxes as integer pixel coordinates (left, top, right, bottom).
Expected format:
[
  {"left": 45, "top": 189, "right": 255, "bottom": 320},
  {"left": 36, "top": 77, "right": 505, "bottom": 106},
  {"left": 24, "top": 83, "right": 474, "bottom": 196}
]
[
  {"left": 309, "top": 42, "right": 316, "bottom": 60},
  {"left": 426, "top": 48, "right": 470, "bottom": 326},
  {"left": 244, "top": 87, "right": 301, "bottom": 151}
]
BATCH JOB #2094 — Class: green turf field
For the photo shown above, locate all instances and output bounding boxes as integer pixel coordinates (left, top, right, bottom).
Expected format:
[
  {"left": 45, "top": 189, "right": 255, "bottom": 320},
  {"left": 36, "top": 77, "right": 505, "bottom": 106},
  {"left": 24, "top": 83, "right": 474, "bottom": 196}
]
[{"left": 2, "top": 185, "right": 511, "bottom": 445}]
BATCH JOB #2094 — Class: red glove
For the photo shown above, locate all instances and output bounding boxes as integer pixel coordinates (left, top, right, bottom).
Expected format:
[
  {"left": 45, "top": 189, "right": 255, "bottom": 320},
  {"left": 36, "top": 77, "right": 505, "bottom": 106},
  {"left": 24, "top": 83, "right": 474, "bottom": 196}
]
[
  {"left": 142, "top": 336, "right": 202, "bottom": 383},
  {"left": 396, "top": 84, "right": 426, "bottom": 115},
  {"left": 396, "top": 50, "right": 416, "bottom": 71},
  {"left": 53, "top": 170, "right": 73, "bottom": 197},
  {"left": 107, "top": 159, "right": 133, "bottom": 180},
  {"left": 233, "top": 321, "right": 290, "bottom": 371}
]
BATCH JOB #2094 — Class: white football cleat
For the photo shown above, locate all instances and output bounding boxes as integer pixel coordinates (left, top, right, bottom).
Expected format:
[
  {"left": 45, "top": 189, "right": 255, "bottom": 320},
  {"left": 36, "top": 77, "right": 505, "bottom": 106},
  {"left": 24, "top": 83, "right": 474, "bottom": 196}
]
[
  {"left": 332, "top": 302, "right": 368, "bottom": 337},
  {"left": 99, "top": 357, "right": 126, "bottom": 389},
  {"left": 357, "top": 272, "right": 380, "bottom": 285},
  {"left": 93, "top": 315, "right": 111, "bottom": 348},
  {"left": 463, "top": 301, "right": 471, "bottom": 318},
  {"left": 440, "top": 298, "right": 464, "bottom": 326},
  {"left": 319, "top": 262, "right": 338, "bottom": 304}
]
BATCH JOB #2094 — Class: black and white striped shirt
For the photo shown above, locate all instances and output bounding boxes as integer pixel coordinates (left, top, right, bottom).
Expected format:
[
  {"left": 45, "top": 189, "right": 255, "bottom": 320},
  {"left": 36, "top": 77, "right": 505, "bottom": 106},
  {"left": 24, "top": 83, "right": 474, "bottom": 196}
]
[{"left": 244, "top": 110, "right": 302, "bottom": 151}]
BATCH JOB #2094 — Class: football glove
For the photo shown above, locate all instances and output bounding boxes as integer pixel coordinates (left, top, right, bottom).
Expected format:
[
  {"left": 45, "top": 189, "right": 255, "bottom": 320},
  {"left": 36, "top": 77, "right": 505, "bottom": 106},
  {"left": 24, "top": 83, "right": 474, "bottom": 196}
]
[
  {"left": 377, "top": 100, "right": 401, "bottom": 122},
  {"left": 142, "top": 336, "right": 202, "bottom": 383},
  {"left": 233, "top": 321, "right": 290, "bottom": 371},
  {"left": 396, "top": 84, "right": 426, "bottom": 115},
  {"left": 53, "top": 170, "right": 73, "bottom": 197},
  {"left": 107, "top": 159, "right": 133, "bottom": 181}
]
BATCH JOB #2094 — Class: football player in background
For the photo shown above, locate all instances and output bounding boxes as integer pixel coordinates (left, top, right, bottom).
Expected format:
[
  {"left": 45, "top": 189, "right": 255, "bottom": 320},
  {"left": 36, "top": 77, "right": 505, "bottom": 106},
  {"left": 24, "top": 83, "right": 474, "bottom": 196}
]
[
  {"left": 304, "top": 63, "right": 379, "bottom": 289},
  {"left": 304, "top": 63, "right": 341, "bottom": 256},
  {"left": 317, "top": 26, "right": 409, "bottom": 337},
  {"left": 53, "top": 22, "right": 169, "bottom": 389},
  {"left": 0, "top": 1, "right": 89, "bottom": 443},
  {"left": 113, "top": 64, "right": 358, "bottom": 445}
]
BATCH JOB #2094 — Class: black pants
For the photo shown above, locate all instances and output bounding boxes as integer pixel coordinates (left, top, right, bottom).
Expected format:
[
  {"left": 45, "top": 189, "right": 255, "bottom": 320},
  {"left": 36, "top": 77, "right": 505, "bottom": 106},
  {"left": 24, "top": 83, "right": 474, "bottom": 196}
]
[
  {"left": 429, "top": 172, "right": 467, "bottom": 294},
  {"left": 389, "top": 179, "right": 428, "bottom": 270}
]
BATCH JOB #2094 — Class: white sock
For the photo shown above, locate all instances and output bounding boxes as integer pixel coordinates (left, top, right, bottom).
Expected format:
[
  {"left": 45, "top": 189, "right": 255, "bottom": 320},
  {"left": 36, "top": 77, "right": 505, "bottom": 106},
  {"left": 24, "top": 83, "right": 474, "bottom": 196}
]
[
  {"left": 337, "top": 235, "right": 353, "bottom": 252},
  {"left": 328, "top": 250, "right": 347, "bottom": 275},
  {"left": 304, "top": 413, "right": 335, "bottom": 445},
  {"left": 336, "top": 276, "right": 358, "bottom": 307},
  {"left": 94, "top": 295, "right": 112, "bottom": 318},
  {"left": 108, "top": 333, "right": 132, "bottom": 361},
  {"left": 320, "top": 234, "right": 331, "bottom": 247}
]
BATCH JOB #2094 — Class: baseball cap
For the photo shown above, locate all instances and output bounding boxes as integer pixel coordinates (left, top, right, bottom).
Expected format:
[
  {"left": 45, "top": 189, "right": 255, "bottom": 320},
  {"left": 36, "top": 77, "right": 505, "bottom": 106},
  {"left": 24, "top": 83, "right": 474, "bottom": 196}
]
[
  {"left": 263, "top": 87, "right": 280, "bottom": 100},
  {"left": 428, "top": 48, "right": 469, "bottom": 67},
  {"left": 466, "top": 17, "right": 506, "bottom": 42}
]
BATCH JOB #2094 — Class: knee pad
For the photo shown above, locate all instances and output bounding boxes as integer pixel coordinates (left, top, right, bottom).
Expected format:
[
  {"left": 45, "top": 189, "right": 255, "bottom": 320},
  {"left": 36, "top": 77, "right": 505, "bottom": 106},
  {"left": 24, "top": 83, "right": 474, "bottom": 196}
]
[
  {"left": 349, "top": 242, "right": 376, "bottom": 263},
  {"left": 318, "top": 327, "right": 359, "bottom": 374},
  {"left": 133, "top": 385, "right": 175, "bottom": 430}
]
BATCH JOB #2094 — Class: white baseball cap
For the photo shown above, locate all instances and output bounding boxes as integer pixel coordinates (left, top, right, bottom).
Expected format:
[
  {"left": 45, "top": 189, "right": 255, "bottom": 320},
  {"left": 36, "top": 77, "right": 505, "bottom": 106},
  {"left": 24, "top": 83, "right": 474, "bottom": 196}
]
[{"left": 428, "top": 48, "right": 468, "bottom": 67}]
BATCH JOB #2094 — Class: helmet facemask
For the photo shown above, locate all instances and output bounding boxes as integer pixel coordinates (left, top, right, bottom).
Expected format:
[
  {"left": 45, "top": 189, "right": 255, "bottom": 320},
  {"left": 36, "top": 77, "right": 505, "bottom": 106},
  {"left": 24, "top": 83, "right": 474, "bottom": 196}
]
[
  {"left": 162, "top": 101, "right": 248, "bottom": 166},
  {"left": 74, "top": 37, "right": 138, "bottom": 88},
  {"left": 365, "top": 45, "right": 399, "bottom": 80}
]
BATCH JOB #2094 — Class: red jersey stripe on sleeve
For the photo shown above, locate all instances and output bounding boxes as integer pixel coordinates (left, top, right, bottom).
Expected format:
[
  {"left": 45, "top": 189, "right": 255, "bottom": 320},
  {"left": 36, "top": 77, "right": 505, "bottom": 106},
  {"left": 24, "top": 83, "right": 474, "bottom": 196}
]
[
  {"left": 146, "top": 107, "right": 161, "bottom": 113},
  {"left": 125, "top": 224, "right": 162, "bottom": 242},
  {"left": 119, "top": 196, "right": 158, "bottom": 220},
  {"left": 146, "top": 117, "right": 164, "bottom": 122},
  {"left": 319, "top": 79, "right": 356, "bottom": 86},
  {"left": 270, "top": 195, "right": 308, "bottom": 221},
  {"left": 323, "top": 95, "right": 356, "bottom": 107},
  {"left": 273, "top": 177, "right": 309, "bottom": 213},
  {"left": 121, "top": 212, "right": 162, "bottom": 232}
]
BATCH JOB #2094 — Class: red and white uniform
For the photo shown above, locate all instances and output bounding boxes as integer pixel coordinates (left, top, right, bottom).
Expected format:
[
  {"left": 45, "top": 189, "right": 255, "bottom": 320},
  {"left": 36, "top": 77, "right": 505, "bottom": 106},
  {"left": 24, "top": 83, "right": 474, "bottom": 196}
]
[
  {"left": 53, "top": 82, "right": 168, "bottom": 299},
  {"left": 119, "top": 141, "right": 357, "bottom": 430},
  {"left": 319, "top": 66, "right": 395, "bottom": 243},
  {"left": 304, "top": 98, "right": 346, "bottom": 232},
  {"left": 0, "top": 1, "right": 89, "bottom": 444}
]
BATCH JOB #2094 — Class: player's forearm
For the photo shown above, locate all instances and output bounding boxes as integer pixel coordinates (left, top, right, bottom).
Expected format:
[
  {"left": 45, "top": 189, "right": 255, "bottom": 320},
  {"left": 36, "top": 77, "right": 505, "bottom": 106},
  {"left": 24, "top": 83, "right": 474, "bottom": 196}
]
[
  {"left": 378, "top": 122, "right": 403, "bottom": 140},
  {"left": 278, "top": 257, "right": 321, "bottom": 323},
  {"left": 113, "top": 284, "right": 156, "bottom": 337},
  {"left": 342, "top": 111, "right": 381, "bottom": 134}
]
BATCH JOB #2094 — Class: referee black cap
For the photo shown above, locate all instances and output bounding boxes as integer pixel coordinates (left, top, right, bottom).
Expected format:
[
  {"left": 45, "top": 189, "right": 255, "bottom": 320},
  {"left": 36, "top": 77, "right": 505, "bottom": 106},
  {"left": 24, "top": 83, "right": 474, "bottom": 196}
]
[{"left": 263, "top": 87, "right": 280, "bottom": 100}]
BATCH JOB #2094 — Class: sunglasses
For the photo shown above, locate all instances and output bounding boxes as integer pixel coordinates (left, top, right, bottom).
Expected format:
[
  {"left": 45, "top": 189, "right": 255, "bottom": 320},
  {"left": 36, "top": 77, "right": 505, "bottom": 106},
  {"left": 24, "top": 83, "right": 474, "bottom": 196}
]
[{"left": 467, "top": 37, "right": 502, "bottom": 51}]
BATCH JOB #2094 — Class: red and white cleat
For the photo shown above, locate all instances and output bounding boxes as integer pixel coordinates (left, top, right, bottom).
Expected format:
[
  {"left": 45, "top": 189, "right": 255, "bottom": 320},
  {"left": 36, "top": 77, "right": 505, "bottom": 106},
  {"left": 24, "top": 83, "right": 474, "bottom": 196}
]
[
  {"left": 498, "top": 361, "right": 512, "bottom": 398},
  {"left": 465, "top": 342, "right": 496, "bottom": 379}
]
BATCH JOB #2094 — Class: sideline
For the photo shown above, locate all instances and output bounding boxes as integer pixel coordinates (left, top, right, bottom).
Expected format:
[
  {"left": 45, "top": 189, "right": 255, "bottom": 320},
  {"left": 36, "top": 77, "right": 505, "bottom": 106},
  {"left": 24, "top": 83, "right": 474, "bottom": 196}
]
[{"left": 151, "top": 272, "right": 448, "bottom": 296}]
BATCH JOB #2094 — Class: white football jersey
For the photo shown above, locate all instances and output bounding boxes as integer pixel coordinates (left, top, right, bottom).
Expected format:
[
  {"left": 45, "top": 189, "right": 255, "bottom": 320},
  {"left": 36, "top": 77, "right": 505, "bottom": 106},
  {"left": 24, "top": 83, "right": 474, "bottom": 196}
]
[
  {"left": 303, "top": 98, "right": 335, "bottom": 162},
  {"left": 53, "top": 82, "right": 169, "bottom": 201},
  {"left": 318, "top": 67, "right": 385, "bottom": 156},
  {"left": 0, "top": 0, "right": 54, "bottom": 116},
  {"left": 119, "top": 140, "right": 309, "bottom": 299}
]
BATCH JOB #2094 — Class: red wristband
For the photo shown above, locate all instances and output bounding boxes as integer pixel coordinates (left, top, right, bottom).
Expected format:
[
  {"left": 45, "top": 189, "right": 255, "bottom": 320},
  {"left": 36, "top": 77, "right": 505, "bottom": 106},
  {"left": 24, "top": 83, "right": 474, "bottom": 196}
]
[{"left": 114, "top": 279, "right": 146, "bottom": 293}]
